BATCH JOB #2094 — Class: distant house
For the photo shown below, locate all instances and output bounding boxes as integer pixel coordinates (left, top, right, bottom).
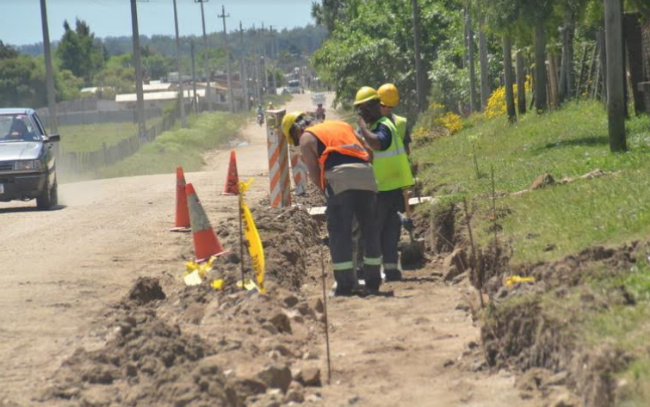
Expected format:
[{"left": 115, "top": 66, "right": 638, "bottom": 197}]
[{"left": 115, "top": 87, "right": 228, "bottom": 110}]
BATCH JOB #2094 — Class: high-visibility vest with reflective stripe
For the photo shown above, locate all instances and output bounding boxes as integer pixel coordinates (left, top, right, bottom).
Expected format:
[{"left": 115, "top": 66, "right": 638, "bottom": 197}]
[
  {"left": 393, "top": 114, "right": 407, "bottom": 142},
  {"left": 370, "top": 116, "right": 414, "bottom": 192},
  {"left": 305, "top": 121, "right": 370, "bottom": 189}
]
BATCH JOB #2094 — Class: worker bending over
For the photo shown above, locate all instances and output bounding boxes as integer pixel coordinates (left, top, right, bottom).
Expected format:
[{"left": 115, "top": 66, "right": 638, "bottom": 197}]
[{"left": 281, "top": 112, "right": 383, "bottom": 296}]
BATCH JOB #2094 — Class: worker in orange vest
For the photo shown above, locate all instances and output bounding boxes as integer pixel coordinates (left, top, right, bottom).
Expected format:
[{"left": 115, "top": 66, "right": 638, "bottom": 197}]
[{"left": 281, "top": 112, "right": 383, "bottom": 296}]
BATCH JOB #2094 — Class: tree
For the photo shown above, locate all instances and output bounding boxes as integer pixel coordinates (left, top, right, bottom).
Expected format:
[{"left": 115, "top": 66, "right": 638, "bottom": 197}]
[
  {"left": 0, "top": 41, "right": 19, "bottom": 59},
  {"left": 311, "top": 0, "right": 361, "bottom": 33},
  {"left": 0, "top": 55, "right": 47, "bottom": 107},
  {"left": 312, "top": 0, "right": 451, "bottom": 115},
  {"left": 56, "top": 19, "right": 105, "bottom": 85}
]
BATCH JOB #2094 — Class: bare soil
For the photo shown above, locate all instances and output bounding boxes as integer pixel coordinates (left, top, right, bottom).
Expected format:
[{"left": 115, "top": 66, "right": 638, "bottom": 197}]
[{"left": 0, "top": 93, "right": 537, "bottom": 407}]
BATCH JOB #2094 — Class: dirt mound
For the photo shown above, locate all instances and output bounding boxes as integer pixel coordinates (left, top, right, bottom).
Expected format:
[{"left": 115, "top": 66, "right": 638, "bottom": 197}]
[
  {"left": 43, "top": 310, "right": 238, "bottom": 407},
  {"left": 480, "top": 240, "right": 647, "bottom": 406},
  {"left": 292, "top": 183, "right": 326, "bottom": 208},
  {"left": 215, "top": 205, "right": 321, "bottom": 291},
  {"left": 125, "top": 277, "right": 166, "bottom": 306}
]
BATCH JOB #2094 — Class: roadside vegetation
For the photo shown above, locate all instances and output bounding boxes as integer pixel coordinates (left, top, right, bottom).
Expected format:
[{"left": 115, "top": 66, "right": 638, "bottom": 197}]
[
  {"left": 414, "top": 100, "right": 650, "bottom": 404},
  {"left": 97, "top": 112, "right": 246, "bottom": 179}
]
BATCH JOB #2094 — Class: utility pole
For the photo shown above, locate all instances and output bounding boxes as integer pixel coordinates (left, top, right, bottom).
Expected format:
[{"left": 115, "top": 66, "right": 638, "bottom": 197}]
[
  {"left": 240, "top": 21, "right": 250, "bottom": 112},
  {"left": 604, "top": 0, "right": 626, "bottom": 152},
  {"left": 253, "top": 25, "right": 262, "bottom": 102},
  {"left": 190, "top": 40, "right": 199, "bottom": 114},
  {"left": 173, "top": 0, "right": 187, "bottom": 127},
  {"left": 39, "top": 0, "right": 57, "bottom": 134},
  {"left": 195, "top": 0, "right": 212, "bottom": 112},
  {"left": 130, "top": 0, "right": 146, "bottom": 139},
  {"left": 270, "top": 26, "right": 278, "bottom": 96},
  {"left": 411, "top": 0, "right": 425, "bottom": 112},
  {"left": 218, "top": 5, "right": 234, "bottom": 113},
  {"left": 261, "top": 23, "right": 269, "bottom": 95}
]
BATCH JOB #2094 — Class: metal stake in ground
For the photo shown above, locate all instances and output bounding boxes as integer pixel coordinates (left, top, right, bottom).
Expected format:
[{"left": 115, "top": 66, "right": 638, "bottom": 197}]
[
  {"left": 238, "top": 195, "right": 245, "bottom": 289},
  {"left": 491, "top": 165, "right": 498, "bottom": 247},
  {"left": 319, "top": 236, "right": 332, "bottom": 384},
  {"left": 462, "top": 198, "right": 484, "bottom": 308}
]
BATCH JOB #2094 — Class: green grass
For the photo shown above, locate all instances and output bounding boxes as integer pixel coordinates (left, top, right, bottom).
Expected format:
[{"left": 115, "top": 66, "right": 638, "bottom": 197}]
[
  {"left": 414, "top": 100, "right": 650, "bottom": 405},
  {"left": 414, "top": 100, "right": 650, "bottom": 263},
  {"left": 96, "top": 112, "right": 246, "bottom": 179},
  {"left": 60, "top": 122, "right": 139, "bottom": 153}
]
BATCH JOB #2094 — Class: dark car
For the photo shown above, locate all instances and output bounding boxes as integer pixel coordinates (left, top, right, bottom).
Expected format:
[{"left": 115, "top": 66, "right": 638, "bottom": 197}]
[{"left": 0, "top": 108, "right": 60, "bottom": 210}]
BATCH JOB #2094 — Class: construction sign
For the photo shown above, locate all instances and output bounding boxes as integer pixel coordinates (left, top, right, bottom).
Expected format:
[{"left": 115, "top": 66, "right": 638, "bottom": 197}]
[{"left": 239, "top": 179, "right": 266, "bottom": 294}]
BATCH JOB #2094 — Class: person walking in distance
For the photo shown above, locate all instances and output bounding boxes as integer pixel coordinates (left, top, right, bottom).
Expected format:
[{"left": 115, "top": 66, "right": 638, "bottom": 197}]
[
  {"left": 354, "top": 86, "right": 414, "bottom": 282},
  {"left": 281, "top": 112, "right": 383, "bottom": 296},
  {"left": 378, "top": 83, "right": 415, "bottom": 233}
]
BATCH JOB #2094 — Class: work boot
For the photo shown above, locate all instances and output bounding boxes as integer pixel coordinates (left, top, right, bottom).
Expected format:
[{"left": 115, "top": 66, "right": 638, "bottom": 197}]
[
  {"left": 384, "top": 269, "right": 403, "bottom": 282},
  {"left": 333, "top": 269, "right": 360, "bottom": 297},
  {"left": 364, "top": 266, "right": 382, "bottom": 292}
]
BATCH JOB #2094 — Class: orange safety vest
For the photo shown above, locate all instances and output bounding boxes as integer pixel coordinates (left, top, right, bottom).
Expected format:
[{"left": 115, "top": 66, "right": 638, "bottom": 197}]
[{"left": 305, "top": 121, "right": 370, "bottom": 189}]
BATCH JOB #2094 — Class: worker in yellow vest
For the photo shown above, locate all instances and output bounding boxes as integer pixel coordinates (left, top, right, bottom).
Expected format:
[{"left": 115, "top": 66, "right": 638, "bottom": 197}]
[
  {"left": 354, "top": 86, "right": 414, "bottom": 282},
  {"left": 281, "top": 112, "right": 383, "bottom": 296},
  {"left": 378, "top": 83, "right": 415, "bottom": 231}
]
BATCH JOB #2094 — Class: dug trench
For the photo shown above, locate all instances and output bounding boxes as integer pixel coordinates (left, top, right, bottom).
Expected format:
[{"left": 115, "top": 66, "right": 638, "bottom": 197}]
[
  {"left": 426, "top": 199, "right": 650, "bottom": 407},
  {"left": 28, "top": 186, "right": 547, "bottom": 407}
]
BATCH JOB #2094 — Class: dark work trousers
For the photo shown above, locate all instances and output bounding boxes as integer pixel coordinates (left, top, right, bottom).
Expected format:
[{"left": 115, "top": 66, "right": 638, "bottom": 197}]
[
  {"left": 376, "top": 189, "right": 404, "bottom": 273},
  {"left": 326, "top": 189, "right": 382, "bottom": 291}
]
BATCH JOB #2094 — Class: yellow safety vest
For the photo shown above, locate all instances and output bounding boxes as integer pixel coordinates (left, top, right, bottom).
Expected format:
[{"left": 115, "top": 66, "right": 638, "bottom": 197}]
[
  {"left": 393, "top": 114, "right": 407, "bottom": 142},
  {"left": 370, "top": 117, "right": 414, "bottom": 192}
]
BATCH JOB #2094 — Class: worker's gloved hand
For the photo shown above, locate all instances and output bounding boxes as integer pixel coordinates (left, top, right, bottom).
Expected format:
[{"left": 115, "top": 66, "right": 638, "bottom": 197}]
[{"left": 401, "top": 216, "right": 415, "bottom": 232}]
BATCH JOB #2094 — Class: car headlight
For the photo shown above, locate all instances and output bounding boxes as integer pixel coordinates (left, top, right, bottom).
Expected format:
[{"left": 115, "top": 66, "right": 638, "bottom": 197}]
[{"left": 14, "top": 160, "right": 42, "bottom": 171}]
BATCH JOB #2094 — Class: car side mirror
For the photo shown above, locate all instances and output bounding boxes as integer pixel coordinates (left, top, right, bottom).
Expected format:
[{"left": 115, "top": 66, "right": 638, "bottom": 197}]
[{"left": 46, "top": 134, "right": 60, "bottom": 142}]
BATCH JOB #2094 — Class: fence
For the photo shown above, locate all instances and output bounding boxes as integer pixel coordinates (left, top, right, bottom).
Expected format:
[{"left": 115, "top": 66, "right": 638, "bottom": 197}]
[{"left": 57, "top": 104, "right": 182, "bottom": 176}]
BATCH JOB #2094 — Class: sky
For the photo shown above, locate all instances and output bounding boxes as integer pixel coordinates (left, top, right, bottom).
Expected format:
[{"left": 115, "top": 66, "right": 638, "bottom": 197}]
[{"left": 0, "top": 0, "right": 315, "bottom": 46}]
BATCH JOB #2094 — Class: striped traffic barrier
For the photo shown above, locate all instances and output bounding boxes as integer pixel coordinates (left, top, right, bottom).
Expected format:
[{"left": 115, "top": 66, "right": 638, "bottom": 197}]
[
  {"left": 266, "top": 109, "right": 292, "bottom": 208},
  {"left": 290, "top": 152, "right": 309, "bottom": 196}
]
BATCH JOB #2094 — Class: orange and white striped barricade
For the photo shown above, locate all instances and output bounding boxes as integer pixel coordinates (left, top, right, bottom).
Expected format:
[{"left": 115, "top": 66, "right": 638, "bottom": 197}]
[
  {"left": 290, "top": 151, "right": 309, "bottom": 196},
  {"left": 265, "top": 109, "right": 292, "bottom": 208}
]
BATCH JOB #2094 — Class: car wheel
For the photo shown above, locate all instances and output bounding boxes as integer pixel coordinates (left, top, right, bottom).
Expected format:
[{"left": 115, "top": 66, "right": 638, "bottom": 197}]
[{"left": 36, "top": 178, "right": 57, "bottom": 210}]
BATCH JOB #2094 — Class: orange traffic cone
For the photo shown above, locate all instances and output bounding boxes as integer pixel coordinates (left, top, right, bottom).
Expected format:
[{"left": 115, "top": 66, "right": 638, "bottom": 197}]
[
  {"left": 223, "top": 150, "right": 239, "bottom": 195},
  {"left": 186, "top": 183, "right": 228, "bottom": 262},
  {"left": 170, "top": 166, "right": 191, "bottom": 232}
]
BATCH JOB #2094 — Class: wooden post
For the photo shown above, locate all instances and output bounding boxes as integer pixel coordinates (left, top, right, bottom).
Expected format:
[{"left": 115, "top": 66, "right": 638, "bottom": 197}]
[
  {"left": 478, "top": 16, "right": 490, "bottom": 111},
  {"left": 503, "top": 35, "right": 516, "bottom": 122},
  {"left": 604, "top": 0, "right": 626, "bottom": 152},
  {"left": 623, "top": 12, "right": 645, "bottom": 115},
  {"left": 534, "top": 21, "right": 548, "bottom": 112},
  {"left": 412, "top": 0, "right": 426, "bottom": 112},
  {"left": 597, "top": 29, "right": 608, "bottom": 102},
  {"left": 466, "top": 4, "right": 478, "bottom": 113},
  {"left": 548, "top": 52, "right": 560, "bottom": 109},
  {"left": 516, "top": 50, "right": 527, "bottom": 115}
]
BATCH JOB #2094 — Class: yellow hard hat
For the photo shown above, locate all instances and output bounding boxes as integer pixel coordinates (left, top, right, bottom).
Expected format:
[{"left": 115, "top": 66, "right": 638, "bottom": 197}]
[
  {"left": 281, "top": 111, "right": 305, "bottom": 146},
  {"left": 353, "top": 86, "right": 379, "bottom": 106},
  {"left": 378, "top": 83, "right": 399, "bottom": 107}
]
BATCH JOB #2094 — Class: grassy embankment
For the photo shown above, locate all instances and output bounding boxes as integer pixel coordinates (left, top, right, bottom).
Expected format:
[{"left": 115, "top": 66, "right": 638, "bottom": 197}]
[
  {"left": 96, "top": 112, "right": 246, "bottom": 179},
  {"left": 414, "top": 100, "right": 650, "bottom": 404}
]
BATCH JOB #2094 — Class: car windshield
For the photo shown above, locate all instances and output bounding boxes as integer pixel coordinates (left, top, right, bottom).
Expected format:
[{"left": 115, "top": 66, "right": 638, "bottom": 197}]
[{"left": 0, "top": 114, "right": 37, "bottom": 142}]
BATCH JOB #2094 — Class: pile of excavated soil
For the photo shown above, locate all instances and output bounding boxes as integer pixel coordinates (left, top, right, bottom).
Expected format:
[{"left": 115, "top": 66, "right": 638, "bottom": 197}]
[
  {"left": 215, "top": 205, "right": 321, "bottom": 291},
  {"left": 479, "top": 240, "right": 650, "bottom": 407},
  {"left": 38, "top": 205, "right": 328, "bottom": 407}
]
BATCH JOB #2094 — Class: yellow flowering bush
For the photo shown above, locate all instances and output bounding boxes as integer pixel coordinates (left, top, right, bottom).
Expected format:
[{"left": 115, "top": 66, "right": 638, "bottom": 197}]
[
  {"left": 484, "top": 76, "right": 532, "bottom": 119},
  {"left": 412, "top": 103, "right": 464, "bottom": 145}
]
